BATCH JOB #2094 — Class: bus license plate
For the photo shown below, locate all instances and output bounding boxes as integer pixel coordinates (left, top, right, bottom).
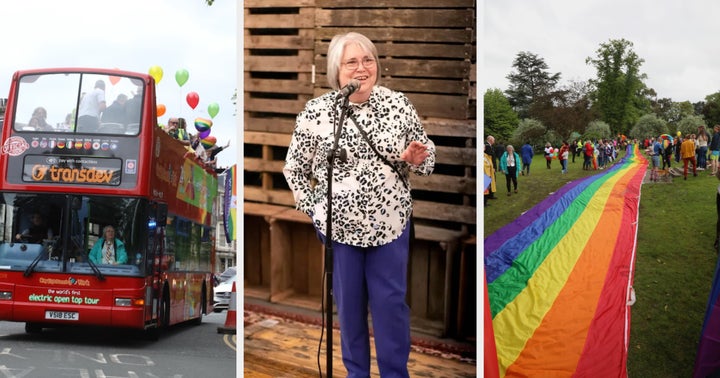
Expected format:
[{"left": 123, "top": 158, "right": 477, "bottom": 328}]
[{"left": 45, "top": 311, "right": 79, "bottom": 321}]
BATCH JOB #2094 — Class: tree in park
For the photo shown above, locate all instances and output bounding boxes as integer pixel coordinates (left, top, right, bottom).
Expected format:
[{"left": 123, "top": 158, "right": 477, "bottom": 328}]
[
  {"left": 629, "top": 113, "right": 668, "bottom": 140},
  {"left": 510, "top": 118, "right": 547, "bottom": 148},
  {"left": 484, "top": 88, "right": 519, "bottom": 141},
  {"left": 586, "top": 39, "right": 649, "bottom": 136},
  {"left": 651, "top": 97, "right": 695, "bottom": 129},
  {"left": 694, "top": 101, "right": 705, "bottom": 117},
  {"left": 505, "top": 51, "right": 561, "bottom": 119},
  {"left": 583, "top": 120, "right": 612, "bottom": 142},
  {"left": 676, "top": 114, "right": 706, "bottom": 138},
  {"left": 701, "top": 92, "right": 720, "bottom": 127},
  {"left": 529, "top": 79, "right": 597, "bottom": 140}
]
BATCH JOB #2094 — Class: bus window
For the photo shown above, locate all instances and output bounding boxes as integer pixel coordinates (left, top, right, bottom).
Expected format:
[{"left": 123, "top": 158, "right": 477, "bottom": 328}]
[
  {"left": 0, "top": 193, "right": 147, "bottom": 276},
  {"left": 164, "top": 216, "right": 212, "bottom": 273},
  {"left": 82, "top": 196, "right": 147, "bottom": 270},
  {"left": 13, "top": 72, "right": 143, "bottom": 136},
  {"left": 15, "top": 74, "right": 79, "bottom": 132},
  {"left": 0, "top": 194, "right": 63, "bottom": 271}
]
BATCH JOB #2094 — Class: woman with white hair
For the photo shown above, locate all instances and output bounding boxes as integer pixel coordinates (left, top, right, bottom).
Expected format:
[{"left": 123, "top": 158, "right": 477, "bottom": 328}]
[
  {"left": 89, "top": 225, "right": 128, "bottom": 265},
  {"left": 500, "top": 144, "right": 523, "bottom": 195},
  {"left": 283, "top": 32, "right": 435, "bottom": 377}
]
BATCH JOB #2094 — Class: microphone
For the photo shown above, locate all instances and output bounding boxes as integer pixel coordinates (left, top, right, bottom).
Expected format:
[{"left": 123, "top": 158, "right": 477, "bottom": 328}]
[{"left": 336, "top": 80, "right": 360, "bottom": 99}]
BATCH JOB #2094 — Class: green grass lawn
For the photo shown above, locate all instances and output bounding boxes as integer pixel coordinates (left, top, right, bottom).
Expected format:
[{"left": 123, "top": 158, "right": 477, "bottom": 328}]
[{"left": 483, "top": 150, "right": 719, "bottom": 376}]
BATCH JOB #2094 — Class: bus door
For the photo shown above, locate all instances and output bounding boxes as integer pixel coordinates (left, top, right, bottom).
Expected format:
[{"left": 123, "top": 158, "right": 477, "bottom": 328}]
[{"left": 145, "top": 202, "right": 167, "bottom": 325}]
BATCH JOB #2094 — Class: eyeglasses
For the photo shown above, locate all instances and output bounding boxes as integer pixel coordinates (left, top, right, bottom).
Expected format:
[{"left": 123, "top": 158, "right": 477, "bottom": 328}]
[{"left": 342, "top": 57, "right": 376, "bottom": 71}]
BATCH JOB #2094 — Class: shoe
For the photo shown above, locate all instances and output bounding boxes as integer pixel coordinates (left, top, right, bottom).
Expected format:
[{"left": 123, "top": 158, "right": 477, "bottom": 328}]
[
  {"left": 489, "top": 196, "right": 498, "bottom": 200},
  {"left": 685, "top": 176, "right": 687, "bottom": 180},
  {"left": 514, "top": 189, "right": 518, "bottom": 193},
  {"left": 507, "top": 192, "right": 511, "bottom": 196}
]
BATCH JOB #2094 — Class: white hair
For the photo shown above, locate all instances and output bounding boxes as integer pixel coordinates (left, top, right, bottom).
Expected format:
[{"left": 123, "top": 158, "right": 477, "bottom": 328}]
[
  {"left": 326, "top": 32, "right": 381, "bottom": 90},
  {"left": 103, "top": 225, "right": 115, "bottom": 237}
]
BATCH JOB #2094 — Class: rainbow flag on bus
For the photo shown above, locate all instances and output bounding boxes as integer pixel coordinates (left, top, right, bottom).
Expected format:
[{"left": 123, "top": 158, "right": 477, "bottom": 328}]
[
  {"left": 223, "top": 164, "right": 237, "bottom": 243},
  {"left": 484, "top": 144, "right": 646, "bottom": 377}
]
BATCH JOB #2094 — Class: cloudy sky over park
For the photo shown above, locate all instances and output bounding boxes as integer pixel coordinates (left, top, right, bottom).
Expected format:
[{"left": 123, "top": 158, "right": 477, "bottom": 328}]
[
  {"left": 482, "top": 0, "right": 720, "bottom": 104},
  {"left": 0, "top": 0, "right": 238, "bottom": 167}
]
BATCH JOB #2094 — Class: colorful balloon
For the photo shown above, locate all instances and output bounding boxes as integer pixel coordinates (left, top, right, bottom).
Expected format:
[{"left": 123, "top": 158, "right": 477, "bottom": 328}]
[
  {"left": 157, "top": 103, "right": 166, "bottom": 117},
  {"left": 186, "top": 91, "right": 200, "bottom": 109},
  {"left": 200, "top": 135, "right": 217, "bottom": 149},
  {"left": 175, "top": 69, "right": 189, "bottom": 87},
  {"left": 207, "top": 102, "right": 220, "bottom": 119},
  {"left": 148, "top": 65, "right": 163, "bottom": 84},
  {"left": 198, "top": 129, "right": 211, "bottom": 139},
  {"left": 194, "top": 117, "right": 213, "bottom": 133}
]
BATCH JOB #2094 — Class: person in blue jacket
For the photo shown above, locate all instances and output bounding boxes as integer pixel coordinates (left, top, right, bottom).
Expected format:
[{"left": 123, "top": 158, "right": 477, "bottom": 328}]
[
  {"left": 89, "top": 225, "right": 128, "bottom": 265},
  {"left": 520, "top": 141, "right": 534, "bottom": 176}
]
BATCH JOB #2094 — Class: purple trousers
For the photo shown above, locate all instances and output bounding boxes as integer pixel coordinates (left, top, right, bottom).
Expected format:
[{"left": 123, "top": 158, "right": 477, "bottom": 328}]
[{"left": 319, "top": 224, "right": 411, "bottom": 378}]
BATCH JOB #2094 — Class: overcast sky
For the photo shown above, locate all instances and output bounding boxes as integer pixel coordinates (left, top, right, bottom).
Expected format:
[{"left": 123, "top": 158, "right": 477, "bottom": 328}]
[
  {"left": 0, "top": 0, "right": 237, "bottom": 167},
  {"left": 482, "top": 0, "right": 720, "bottom": 104}
]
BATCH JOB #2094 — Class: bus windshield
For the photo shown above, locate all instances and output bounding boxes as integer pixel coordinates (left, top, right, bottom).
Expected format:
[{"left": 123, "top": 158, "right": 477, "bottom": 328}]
[
  {"left": 0, "top": 193, "right": 148, "bottom": 277},
  {"left": 13, "top": 72, "right": 143, "bottom": 135}
]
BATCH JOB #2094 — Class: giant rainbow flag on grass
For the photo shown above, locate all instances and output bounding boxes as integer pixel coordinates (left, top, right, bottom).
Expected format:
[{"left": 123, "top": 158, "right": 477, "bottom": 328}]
[{"left": 484, "top": 144, "right": 646, "bottom": 377}]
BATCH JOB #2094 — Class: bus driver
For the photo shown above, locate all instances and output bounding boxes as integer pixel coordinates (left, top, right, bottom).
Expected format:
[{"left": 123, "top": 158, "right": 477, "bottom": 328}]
[
  {"left": 15, "top": 212, "right": 53, "bottom": 243},
  {"left": 89, "top": 225, "right": 128, "bottom": 265}
]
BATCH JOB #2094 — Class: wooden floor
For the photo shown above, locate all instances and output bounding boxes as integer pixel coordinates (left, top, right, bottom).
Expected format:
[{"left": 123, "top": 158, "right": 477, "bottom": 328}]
[{"left": 243, "top": 307, "right": 477, "bottom": 377}]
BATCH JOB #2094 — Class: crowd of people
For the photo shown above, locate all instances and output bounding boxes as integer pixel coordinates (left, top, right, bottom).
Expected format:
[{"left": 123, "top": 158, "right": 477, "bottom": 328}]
[
  {"left": 163, "top": 116, "right": 230, "bottom": 172},
  {"left": 484, "top": 126, "right": 720, "bottom": 258},
  {"left": 483, "top": 135, "right": 624, "bottom": 205},
  {"left": 644, "top": 124, "right": 720, "bottom": 181}
]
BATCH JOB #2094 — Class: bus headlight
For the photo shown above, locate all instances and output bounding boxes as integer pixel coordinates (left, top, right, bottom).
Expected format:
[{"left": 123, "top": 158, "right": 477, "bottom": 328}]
[{"left": 0, "top": 291, "right": 11, "bottom": 300}]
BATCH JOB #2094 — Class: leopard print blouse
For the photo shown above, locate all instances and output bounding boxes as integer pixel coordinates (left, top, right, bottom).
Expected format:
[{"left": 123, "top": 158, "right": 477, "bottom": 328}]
[{"left": 283, "top": 85, "right": 435, "bottom": 247}]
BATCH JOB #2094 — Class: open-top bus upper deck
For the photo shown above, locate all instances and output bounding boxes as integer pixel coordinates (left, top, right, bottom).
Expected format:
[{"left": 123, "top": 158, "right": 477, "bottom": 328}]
[
  {"left": 0, "top": 68, "right": 217, "bottom": 225},
  {"left": 0, "top": 68, "right": 217, "bottom": 333}
]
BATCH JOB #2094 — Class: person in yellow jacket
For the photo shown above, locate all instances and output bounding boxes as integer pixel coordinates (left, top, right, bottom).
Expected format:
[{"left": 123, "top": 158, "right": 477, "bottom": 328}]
[
  {"left": 484, "top": 151, "right": 496, "bottom": 206},
  {"left": 681, "top": 134, "right": 698, "bottom": 180}
]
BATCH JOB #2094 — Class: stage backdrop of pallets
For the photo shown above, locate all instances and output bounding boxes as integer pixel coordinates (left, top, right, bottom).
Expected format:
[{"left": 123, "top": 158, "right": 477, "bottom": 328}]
[{"left": 243, "top": 0, "right": 477, "bottom": 340}]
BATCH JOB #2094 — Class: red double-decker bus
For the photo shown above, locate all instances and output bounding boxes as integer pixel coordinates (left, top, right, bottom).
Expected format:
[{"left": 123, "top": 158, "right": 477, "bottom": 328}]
[{"left": 0, "top": 68, "right": 217, "bottom": 338}]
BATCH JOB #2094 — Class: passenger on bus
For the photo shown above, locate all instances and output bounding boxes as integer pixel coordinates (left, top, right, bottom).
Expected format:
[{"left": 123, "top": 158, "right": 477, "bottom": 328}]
[
  {"left": 58, "top": 113, "right": 74, "bottom": 131},
  {"left": 89, "top": 225, "right": 128, "bottom": 265},
  {"left": 77, "top": 80, "right": 106, "bottom": 132},
  {"left": 167, "top": 117, "right": 191, "bottom": 146},
  {"left": 101, "top": 94, "right": 128, "bottom": 125},
  {"left": 27, "top": 107, "right": 53, "bottom": 131},
  {"left": 205, "top": 140, "right": 231, "bottom": 167},
  {"left": 125, "top": 82, "right": 143, "bottom": 127},
  {"left": 15, "top": 212, "right": 53, "bottom": 243}
]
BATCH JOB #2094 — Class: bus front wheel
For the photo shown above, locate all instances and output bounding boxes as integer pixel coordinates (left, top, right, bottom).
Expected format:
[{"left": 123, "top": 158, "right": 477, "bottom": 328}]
[{"left": 25, "top": 322, "right": 42, "bottom": 334}]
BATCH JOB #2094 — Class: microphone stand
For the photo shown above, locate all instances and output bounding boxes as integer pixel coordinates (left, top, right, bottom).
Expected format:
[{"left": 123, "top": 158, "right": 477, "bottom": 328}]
[{"left": 324, "top": 94, "right": 350, "bottom": 377}]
